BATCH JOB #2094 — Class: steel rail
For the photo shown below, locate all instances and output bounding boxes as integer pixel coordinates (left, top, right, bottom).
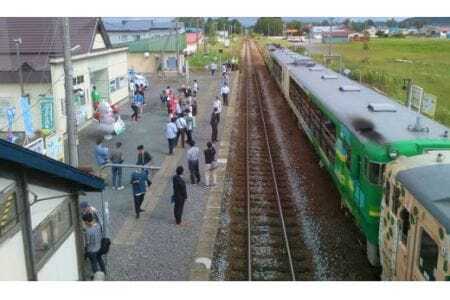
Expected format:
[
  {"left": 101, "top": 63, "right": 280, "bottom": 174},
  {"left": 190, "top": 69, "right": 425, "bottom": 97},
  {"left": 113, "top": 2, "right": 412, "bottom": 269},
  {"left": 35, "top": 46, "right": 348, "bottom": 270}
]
[{"left": 248, "top": 41, "right": 296, "bottom": 281}]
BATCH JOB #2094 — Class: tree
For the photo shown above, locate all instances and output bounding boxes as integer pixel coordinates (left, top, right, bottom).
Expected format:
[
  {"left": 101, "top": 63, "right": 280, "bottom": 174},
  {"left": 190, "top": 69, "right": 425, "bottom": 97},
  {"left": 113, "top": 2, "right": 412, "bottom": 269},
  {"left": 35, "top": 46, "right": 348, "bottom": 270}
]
[
  {"left": 254, "top": 17, "right": 284, "bottom": 36},
  {"left": 351, "top": 21, "right": 365, "bottom": 32},
  {"left": 320, "top": 19, "right": 330, "bottom": 26},
  {"left": 365, "top": 19, "right": 375, "bottom": 27},
  {"left": 386, "top": 18, "right": 398, "bottom": 28},
  {"left": 342, "top": 18, "right": 352, "bottom": 28},
  {"left": 286, "top": 20, "right": 302, "bottom": 34},
  {"left": 175, "top": 17, "right": 204, "bottom": 29}
]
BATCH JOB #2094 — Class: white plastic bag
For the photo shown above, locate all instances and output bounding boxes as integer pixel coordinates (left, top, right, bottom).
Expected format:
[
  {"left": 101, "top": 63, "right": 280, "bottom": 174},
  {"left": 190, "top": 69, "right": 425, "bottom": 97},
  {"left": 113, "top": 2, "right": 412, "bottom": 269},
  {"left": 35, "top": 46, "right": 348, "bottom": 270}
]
[{"left": 114, "top": 116, "right": 126, "bottom": 135}]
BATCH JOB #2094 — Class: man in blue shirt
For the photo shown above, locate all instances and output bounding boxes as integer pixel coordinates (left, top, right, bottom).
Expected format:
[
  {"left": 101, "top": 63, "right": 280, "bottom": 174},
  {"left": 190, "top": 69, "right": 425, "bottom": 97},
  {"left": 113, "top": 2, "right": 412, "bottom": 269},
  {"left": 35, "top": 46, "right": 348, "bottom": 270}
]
[
  {"left": 165, "top": 117, "right": 178, "bottom": 155},
  {"left": 94, "top": 138, "right": 109, "bottom": 179},
  {"left": 131, "top": 170, "right": 147, "bottom": 219}
]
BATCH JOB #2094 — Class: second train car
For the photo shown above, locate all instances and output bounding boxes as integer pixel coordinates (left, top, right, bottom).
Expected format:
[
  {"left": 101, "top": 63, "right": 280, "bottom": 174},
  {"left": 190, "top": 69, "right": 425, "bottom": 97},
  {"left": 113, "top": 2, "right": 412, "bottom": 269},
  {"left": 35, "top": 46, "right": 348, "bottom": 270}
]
[{"left": 263, "top": 44, "right": 450, "bottom": 265}]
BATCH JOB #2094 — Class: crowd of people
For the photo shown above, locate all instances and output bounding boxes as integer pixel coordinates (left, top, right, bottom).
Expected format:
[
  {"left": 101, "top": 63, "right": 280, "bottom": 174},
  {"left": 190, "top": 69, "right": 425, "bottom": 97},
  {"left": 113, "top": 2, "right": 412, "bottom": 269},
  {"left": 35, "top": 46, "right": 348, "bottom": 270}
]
[{"left": 84, "top": 65, "right": 232, "bottom": 278}]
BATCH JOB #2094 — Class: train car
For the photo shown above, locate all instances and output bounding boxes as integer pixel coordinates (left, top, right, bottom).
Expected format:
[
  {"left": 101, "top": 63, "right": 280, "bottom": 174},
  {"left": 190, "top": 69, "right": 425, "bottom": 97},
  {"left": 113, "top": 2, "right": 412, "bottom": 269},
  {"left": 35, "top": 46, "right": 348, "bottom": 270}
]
[
  {"left": 380, "top": 151, "right": 450, "bottom": 281},
  {"left": 265, "top": 45, "right": 450, "bottom": 265}
]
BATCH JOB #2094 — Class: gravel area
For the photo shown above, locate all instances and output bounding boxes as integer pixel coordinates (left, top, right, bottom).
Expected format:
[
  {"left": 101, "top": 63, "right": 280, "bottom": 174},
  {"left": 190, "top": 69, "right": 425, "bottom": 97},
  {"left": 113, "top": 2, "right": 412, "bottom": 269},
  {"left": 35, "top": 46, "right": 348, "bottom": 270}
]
[{"left": 78, "top": 70, "right": 227, "bottom": 280}]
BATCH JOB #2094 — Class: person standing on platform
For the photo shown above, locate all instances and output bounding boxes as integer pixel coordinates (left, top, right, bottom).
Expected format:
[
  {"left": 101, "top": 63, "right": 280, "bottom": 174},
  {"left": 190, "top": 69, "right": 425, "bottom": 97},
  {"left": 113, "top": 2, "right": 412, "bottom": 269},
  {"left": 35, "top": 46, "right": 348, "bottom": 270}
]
[
  {"left": 210, "top": 62, "right": 217, "bottom": 77},
  {"left": 204, "top": 142, "right": 217, "bottom": 187},
  {"left": 187, "top": 141, "right": 201, "bottom": 184},
  {"left": 213, "top": 96, "right": 222, "bottom": 123},
  {"left": 193, "top": 80, "right": 199, "bottom": 97},
  {"left": 175, "top": 112, "right": 187, "bottom": 148},
  {"left": 172, "top": 166, "right": 187, "bottom": 226},
  {"left": 136, "top": 145, "right": 152, "bottom": 187},
  {"left": 82, "top": 213, "right": 106, "bottom": 275},
  {"left": 165, "top": 117, "right": 178, "bottom": 155},
  {"left": 131, "top": 169, "right": 147, "bottom": 219},
  {"left": 91, "top": 86, "right": 101, "bottom": 109},
  {"left": 110, "top": 142, "right": 124, "bottom": 190},
  {"left": 210, "top": 107, "right": 220, "bottom": 143},
  {"left": 185, "top": 109, "right": 195, "bottom": 146},
  {"left": 94, "top": 138, "right": 109, "bottom": 179},
  {"left": 221, "top": 83, "right": 230, "bottom": 106}
]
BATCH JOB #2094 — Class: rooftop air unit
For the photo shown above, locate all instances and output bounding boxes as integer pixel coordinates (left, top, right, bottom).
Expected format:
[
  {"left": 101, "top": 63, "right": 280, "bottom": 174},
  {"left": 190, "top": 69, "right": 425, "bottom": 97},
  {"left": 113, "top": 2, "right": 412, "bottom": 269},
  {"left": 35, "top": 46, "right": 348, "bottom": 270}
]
[
  {"left": 321, "top": 74, "right": 338, "bottom": 80},
  {"left": 367, "top": 103, "right": 397, "bottom": 112},
  {"left": 339, "top": 85, "right": 361, "bottom": 92}
]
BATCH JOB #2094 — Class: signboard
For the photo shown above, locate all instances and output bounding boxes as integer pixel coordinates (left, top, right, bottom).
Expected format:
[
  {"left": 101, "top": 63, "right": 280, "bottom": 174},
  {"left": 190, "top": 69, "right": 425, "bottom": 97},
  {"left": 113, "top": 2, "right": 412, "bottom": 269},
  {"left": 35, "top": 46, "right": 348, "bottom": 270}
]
[
  {"left": 45, "top": 134, "right": 64, "bottom": 161},
  {"left": 25, "top": 137, "right": 45, "bottom": 155},
  {"left": 409, "top": 85, "right": 423, "bottom": 112},
  {"left": 20, "top": 96, "right": 34, "bottom": 137},
  {"left": 421, "top": 93, "right": 437, "bottom": 118},
  {"left": 40, "top": 97, "right": 54, "bottom": 130}
]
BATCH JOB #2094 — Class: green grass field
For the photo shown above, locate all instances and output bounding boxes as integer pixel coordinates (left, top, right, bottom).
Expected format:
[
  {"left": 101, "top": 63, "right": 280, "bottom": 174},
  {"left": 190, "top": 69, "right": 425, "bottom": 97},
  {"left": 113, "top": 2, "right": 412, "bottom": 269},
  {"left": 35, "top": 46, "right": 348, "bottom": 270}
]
[
  {"left": 319, "top": 38, "right": 450, "bottom": 126},
  {"left": 187, "top": 36, "right": 243, "bottom": 70}
]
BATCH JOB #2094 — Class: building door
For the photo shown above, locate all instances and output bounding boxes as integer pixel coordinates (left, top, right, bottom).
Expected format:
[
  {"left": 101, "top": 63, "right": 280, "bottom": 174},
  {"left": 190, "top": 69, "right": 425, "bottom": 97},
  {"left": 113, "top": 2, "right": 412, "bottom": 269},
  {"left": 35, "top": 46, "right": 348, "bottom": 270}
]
[{"left": 166, "top": 57, "right": 177, "bottom": 71}]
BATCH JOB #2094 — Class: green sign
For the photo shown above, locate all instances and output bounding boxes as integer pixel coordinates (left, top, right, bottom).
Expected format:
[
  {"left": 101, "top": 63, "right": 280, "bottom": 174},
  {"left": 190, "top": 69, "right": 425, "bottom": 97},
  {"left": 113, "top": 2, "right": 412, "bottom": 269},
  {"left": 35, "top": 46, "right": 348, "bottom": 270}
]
[{"left": 40, "top": 97, "right": 54, "bottom": 130}]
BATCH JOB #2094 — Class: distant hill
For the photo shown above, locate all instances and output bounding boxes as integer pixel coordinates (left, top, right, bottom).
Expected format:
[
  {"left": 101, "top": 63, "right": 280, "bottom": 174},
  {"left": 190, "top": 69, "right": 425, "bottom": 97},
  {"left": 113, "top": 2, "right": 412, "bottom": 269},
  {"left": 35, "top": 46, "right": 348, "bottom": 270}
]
[{"left": 401, "top": 17, "right": 450, "bottom": 27}]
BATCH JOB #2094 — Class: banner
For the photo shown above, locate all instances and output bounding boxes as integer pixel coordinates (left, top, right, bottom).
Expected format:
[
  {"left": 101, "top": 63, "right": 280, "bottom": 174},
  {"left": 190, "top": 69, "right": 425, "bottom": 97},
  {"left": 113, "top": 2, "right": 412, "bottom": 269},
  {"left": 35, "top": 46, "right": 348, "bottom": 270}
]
[
  {"left": 25, "top": 137, "right": 45, "bottom": 155},
  {"left": 20, "top": 96, "right": 34, "bottom": 137},
  {"left": 45, "top": 134, "right": 64, "bottom": 161},
  {"left": 40, "top": 97, "right": 54, "bottom": 130},
  {"left": 6, "top": 106, "right": 16, "bottom": 143},
  {"left": 409, "top": 85, "right": 423, "bottom": 112}
]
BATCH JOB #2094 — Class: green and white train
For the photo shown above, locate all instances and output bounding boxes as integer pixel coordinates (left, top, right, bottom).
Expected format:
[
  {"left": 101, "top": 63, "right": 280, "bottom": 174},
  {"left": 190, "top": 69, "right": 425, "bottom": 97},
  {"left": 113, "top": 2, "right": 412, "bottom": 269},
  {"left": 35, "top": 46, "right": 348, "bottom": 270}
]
[{"left": 264, "top": 44, "right": 450, "bottom": 266}]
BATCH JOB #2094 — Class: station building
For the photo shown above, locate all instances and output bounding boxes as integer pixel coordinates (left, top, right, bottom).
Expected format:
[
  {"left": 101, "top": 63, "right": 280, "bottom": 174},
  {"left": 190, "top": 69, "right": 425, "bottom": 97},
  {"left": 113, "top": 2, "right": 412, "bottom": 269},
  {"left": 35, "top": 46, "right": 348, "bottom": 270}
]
[
  {"left": 0, "top": 17, "right": 128, "bottom": 162},
  {"left": 0, "top": 139, "right": 104, "bottom": 280}
]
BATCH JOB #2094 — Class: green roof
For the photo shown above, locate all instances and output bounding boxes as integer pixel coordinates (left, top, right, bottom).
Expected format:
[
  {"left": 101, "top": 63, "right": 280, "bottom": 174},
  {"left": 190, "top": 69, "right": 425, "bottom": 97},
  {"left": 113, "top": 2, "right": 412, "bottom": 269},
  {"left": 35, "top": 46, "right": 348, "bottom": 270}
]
[{"left": 128, "top": 34, "right": 186, "bottom": 53}]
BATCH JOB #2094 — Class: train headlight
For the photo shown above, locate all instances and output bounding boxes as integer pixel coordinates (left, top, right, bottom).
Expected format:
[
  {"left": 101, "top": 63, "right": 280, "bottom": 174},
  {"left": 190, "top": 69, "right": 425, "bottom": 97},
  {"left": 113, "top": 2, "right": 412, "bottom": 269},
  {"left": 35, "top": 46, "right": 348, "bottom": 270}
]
[{"left": 389, "top": 150, "right": 399, "bottom": 159}]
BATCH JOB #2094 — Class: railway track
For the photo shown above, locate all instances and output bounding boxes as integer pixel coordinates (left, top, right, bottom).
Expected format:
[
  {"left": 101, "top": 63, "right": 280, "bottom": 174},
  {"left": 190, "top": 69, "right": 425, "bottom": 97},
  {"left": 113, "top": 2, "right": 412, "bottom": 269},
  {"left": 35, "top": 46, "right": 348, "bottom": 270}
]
[{"left": 227, "top": 40, "right": 296, "bottom": 281}]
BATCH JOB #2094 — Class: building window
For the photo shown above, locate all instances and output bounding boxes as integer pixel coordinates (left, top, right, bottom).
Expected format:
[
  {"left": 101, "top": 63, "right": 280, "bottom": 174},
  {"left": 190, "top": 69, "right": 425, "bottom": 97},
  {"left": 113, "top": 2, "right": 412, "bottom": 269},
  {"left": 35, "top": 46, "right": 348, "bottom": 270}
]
[
  {"left": 110, "top": 80, "right": 117, "bottom": 93},
  {"left": 418, "top": 229, "right": 438, "bottom": 281},
  {"left": 367, "top": 161, "right": 385, "bottom": 185},
  {"left": 72, "top": 76, "right": 84, "bottom": 86},
  {"left": 0, "top": 184, "right": 19, "bottom": 239},
  {"left": 32, "top": 199, "right": 72, "bottom": 267}
]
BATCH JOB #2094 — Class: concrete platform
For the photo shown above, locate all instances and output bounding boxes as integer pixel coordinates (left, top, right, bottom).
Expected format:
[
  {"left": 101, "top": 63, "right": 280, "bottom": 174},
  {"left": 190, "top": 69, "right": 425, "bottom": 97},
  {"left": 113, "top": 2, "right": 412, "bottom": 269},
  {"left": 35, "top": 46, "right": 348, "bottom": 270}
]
[{"left": 78, "top": 70, "right": 238, "bottom": 280}]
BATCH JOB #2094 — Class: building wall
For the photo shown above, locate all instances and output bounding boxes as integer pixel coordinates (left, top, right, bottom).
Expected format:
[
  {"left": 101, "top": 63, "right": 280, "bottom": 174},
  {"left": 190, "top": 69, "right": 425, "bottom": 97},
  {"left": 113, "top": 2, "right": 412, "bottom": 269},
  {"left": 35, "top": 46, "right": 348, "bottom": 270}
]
[
  {"left": 50, "top": 49, "right": 129, "bottom": 134},
  {"left": 0, "top": 83, "right": 52, "bottom": 133},
  {"left": 128, "top": 52, "right": 184, "bottom": 73},
  {"left": 0, "top": 230, "right": 28, "bottom": 280},
  {"left": 37, "top": 232, "right": 79, "bottom": 281}
]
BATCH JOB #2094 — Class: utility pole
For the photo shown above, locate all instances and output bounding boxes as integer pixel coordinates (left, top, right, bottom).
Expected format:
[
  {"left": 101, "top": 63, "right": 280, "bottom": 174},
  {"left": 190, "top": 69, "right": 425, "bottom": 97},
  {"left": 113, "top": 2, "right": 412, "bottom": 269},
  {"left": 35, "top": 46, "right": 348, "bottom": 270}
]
[
  {"left": 175, "top": 21, "right": 180, "bottom": 74},
  {"left": 328, "top": 18, "right": 333, "bottom": 57},
  {"left": 196, "top": 18, "right": 200, "bottom": 53},
  {"left": 62, "top": 17, "right": 78, "bottom": 167},
  {"left": 13, "top": 38, "right": 25, "bottom": 96}
]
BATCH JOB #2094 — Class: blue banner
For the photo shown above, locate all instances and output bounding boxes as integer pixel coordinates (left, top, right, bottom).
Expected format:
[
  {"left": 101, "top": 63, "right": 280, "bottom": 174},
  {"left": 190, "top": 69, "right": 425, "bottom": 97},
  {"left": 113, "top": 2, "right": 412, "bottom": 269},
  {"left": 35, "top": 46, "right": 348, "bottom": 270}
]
[
  {"left": 6, "top": 106, "right": 15, "bottom": 143},
  {"left": 20, "top": 96, "right": 34, "bottom": 137}
]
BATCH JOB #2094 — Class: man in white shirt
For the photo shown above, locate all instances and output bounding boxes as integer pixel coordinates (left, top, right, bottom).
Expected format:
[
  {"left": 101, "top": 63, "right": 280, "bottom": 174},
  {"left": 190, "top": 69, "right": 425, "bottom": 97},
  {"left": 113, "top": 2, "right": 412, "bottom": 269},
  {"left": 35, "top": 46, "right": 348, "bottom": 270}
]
[
  {"left": 221, "top": 83, "right": 230, "bottom": 106},
  {"left": 165, "top": 118, "right": 178, "bottom": 155},
  {"left": 193, "top": 80, "right": 199, "bottom": 96},
  {"left": 186, "top": 141, "right": 201, "bottom": 184},
  {"left": 210, "top": 62, "right": 217, "bottom": 77},
  {"left": 221, "top": 64, "right": 227, "bottom": 75},
  {"left": 175, "top": 114, "right": 187, "bottom": 148},
  {"left": 213, "top": 96, "right": 222, "bottom": 123}
]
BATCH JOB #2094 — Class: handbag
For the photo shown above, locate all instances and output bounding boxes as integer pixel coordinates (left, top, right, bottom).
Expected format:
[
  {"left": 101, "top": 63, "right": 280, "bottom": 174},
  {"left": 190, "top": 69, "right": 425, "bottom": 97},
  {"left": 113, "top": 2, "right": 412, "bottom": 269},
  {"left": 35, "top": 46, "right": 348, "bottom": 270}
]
[{"left": 114, "top": 116, "right": 126, "bottom": 135}]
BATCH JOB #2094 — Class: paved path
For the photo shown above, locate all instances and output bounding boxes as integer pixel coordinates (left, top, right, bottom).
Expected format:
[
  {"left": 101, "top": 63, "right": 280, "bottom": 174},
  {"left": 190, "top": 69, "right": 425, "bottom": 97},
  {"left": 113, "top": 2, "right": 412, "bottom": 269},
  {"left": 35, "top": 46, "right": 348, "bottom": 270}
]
[{"left": 78, "top": 71, "right": 231, "bottom": 280}]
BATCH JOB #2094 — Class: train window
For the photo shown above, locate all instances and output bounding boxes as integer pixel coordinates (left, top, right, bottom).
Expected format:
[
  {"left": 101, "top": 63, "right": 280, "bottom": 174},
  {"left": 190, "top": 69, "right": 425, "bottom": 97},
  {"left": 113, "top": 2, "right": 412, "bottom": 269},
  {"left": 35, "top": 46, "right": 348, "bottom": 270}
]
[
  {"left": 399, "top": 208, "right": 410, "bottom": 245},
  {"left": 384, "top": 180, "right": 391, "bottom": 206},
  {"left": 367, "top": 162, "right": 385, "bottom": 185},
  {"left": 392, "top": 185, "right": 402, "bottom": 215},
  {"left": 418, "top": 229, "right": 438, "bottom": 281}
]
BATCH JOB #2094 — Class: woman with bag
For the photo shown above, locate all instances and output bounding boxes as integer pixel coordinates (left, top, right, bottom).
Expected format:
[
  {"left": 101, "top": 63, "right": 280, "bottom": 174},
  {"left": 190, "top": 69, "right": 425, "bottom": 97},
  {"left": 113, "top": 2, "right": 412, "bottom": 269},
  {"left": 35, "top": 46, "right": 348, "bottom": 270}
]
[{"left": 204, "top": 141, "right": 217, "bottom": 187}]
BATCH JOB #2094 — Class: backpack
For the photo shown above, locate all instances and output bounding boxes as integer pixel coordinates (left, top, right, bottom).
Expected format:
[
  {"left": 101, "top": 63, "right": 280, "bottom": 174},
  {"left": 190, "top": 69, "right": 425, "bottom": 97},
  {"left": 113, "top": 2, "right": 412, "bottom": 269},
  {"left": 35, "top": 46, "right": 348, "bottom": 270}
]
[{"left": 99, "top": 237, "right": 111, "bottom": 255}]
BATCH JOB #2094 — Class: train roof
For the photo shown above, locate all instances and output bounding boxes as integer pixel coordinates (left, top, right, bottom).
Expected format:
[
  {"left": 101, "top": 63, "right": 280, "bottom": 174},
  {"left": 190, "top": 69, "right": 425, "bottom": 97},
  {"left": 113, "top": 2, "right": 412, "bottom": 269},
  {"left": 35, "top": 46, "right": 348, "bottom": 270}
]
[
  {"left": 397, "top": 160, "right": 450, "bottom": 232},
  {"left": 269, "top": 47, "right": 449, "bottom": 144}
]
